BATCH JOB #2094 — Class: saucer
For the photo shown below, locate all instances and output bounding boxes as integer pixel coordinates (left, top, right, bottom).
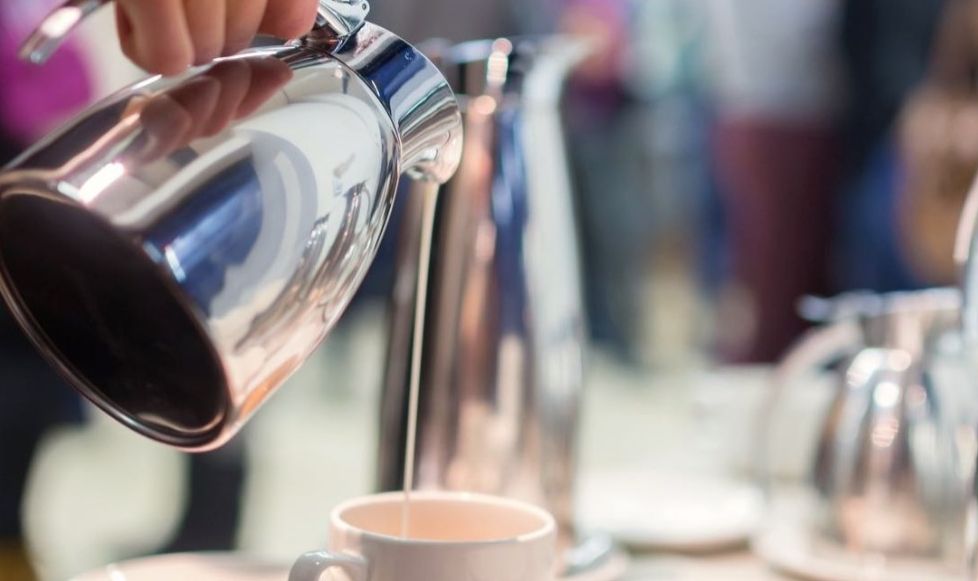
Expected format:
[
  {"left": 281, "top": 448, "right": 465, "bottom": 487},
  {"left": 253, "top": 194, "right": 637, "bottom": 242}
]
[
  {"left": 577, "top": 469, "right": 762, "bottom": 552},
  {"left": 69, "top": 550, "right": 623, "bottom": 580},
  {"left": 753, "top": 524, "right": 962, "bottom": 581},
  {"left": 70, "top": 553, "right": 288, "bottom": 581},
  {"left": 560, "top": 547, "right": 630, "bottom": 581}
]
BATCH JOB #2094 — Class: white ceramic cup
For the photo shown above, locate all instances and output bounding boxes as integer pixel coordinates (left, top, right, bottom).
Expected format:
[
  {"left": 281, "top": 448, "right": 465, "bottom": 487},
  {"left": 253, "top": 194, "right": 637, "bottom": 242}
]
[{"left": 289, "top": 491, "right": 557, "bottom": 581}]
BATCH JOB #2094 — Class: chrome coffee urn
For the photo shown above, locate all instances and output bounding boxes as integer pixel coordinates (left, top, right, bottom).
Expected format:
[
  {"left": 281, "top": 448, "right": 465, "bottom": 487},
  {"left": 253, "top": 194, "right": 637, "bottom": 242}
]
[{"left": 374, "top": 37, "right": 613, "bottom": 576}]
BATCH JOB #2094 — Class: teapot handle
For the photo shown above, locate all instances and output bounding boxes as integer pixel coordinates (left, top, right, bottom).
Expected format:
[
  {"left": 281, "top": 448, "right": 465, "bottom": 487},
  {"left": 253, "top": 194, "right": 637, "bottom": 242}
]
[
  {"left": 775, "top": 321, "right": 861, "bottom": 385},
  {"left": 20, "top": 0, "right": 369, "bottom": 65},
  {"left": 753, "top": 320, "right": 861, "bottom": 483},
  {"left": 19, "top": 0, "right": 104, "bottom": 65}
]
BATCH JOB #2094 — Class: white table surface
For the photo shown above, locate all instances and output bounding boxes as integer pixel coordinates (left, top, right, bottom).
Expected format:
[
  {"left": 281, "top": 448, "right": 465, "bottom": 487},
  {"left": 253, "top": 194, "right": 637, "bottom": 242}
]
[
  {"left": 576, "top": 361, "right": 798, "bottom": 580},
  {"left": 27, "top": 315, "right": 811, "bottom": 580},
  {"left": 625, "top": 553, "right": 788, "bottom": 580}
]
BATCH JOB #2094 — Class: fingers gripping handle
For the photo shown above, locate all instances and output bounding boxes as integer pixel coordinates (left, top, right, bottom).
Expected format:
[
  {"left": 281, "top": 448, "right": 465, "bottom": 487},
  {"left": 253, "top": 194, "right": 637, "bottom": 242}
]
[
  {"left": 20, "top": 0, "right": 370, "bottom": 66},
  {"left": 289, "top": 551, "right": 367, "bottom": 581}
]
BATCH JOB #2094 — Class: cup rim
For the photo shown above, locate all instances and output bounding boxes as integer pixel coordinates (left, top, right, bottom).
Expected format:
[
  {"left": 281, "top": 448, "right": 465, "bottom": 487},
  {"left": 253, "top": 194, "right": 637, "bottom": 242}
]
[{"left": 330, "top": 491, "right": 556, "bottom": 546}]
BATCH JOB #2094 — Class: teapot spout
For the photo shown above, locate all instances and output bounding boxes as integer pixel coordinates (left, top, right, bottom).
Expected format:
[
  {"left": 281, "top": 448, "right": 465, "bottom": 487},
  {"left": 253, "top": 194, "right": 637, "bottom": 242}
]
[{"left": 327, "top": 23, "right": 463, "bottom": 184}]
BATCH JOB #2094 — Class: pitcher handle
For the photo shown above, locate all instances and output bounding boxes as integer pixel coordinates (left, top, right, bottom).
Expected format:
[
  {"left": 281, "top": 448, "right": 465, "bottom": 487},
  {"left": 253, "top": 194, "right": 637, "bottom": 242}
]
[
  {"left": 289, "top": 550, "right": 367, "bottom": 581},
  {"left": 20, "top": 0, "right": 370, "bottom": 66},
  {"left": 753, "top": 320, "right": 861, "bottom": 484},
  {"left": 19, "top": 0, "right": 106, "bottom": 65}
]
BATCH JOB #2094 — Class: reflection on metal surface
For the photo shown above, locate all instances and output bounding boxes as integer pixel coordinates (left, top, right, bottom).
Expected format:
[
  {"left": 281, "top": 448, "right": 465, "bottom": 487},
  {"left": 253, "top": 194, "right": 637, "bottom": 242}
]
[
  {"left": 763, "top": 288, "right": 978, "bottom": 576},
  {"left": 375, "top": 37, "right": 593, "bottom": 573},
  {"left": 954, "top": 171, "right": 978, "bottom": 580},
  {"left": 0, "top": 1, "right": 462, "bottom": 450}
]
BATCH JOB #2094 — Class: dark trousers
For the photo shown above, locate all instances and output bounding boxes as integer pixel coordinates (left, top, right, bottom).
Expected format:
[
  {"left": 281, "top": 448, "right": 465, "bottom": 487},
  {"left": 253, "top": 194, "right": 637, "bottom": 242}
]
[
  {"left": 0, "top": 307, "right": 78, "bottom": 537},
  {"left": 712, "top": 118, "right": 839, "bottom": 363},
  {"left": 0, "top": 135, "right": 78, "bottom": 539}
]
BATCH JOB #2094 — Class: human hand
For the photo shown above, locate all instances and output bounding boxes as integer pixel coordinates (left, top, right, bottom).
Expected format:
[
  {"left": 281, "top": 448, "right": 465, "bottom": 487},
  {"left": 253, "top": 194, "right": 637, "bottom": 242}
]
[
  {"left": 897, "top": 87, "right": 978, "bottom": 283},
  {"left": 127, "top": 56, "right": 293, "bottom": 161},
  {"left": 114, "top": 0, "right": 319, "bottom": 75}
]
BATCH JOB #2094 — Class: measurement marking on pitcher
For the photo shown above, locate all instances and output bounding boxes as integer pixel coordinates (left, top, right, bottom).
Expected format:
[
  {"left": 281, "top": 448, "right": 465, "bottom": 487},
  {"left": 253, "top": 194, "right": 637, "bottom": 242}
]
[{"left": 401, "top": 183, "right": 439, "bottom": 538}]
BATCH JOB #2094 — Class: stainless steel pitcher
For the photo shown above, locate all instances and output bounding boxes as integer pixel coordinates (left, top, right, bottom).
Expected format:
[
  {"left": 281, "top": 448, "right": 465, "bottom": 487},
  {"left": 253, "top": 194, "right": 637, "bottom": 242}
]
[
  {"left": 374, "top": 37, "right": 600, "bottom": 573},
  {"left": 0, "top": 0, "right": 462, "bottom": 451},
  {"left": 954, "top": 170, "right": 978, "bottom": 579},
  {"left": 760, "top": 289, "right": 976, "bottom": 572}
]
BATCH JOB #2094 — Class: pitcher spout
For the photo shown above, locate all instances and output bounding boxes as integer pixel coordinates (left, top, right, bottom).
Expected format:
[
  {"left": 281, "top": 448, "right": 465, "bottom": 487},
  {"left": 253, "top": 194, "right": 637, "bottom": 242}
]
[{"left": 326, "top": 23, "right": 464, "bottom": 184}]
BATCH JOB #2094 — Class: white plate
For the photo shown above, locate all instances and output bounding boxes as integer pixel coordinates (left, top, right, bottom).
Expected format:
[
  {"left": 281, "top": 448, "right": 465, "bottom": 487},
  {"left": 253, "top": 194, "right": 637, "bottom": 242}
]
[
  {"left": 69, "top": 549, "right": 618, "bottom": 581},
  {"left": 753, "top": 524, "right": 962, "bottom": 581},
  {"left": 70, "top": 553, "right": 288, "bottom": 581},
  {"left": 577, "top": 469, "right": 762, "bottom": 552},
  {"left": 560, "top": 547, "right": 630, "bottom": 581}
]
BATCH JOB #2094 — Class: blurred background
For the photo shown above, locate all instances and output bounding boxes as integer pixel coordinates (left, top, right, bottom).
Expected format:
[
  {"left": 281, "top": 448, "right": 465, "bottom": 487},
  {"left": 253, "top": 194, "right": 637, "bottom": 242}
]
[{"left": 2, "top": 0, "right": 977, "bottom": 579}]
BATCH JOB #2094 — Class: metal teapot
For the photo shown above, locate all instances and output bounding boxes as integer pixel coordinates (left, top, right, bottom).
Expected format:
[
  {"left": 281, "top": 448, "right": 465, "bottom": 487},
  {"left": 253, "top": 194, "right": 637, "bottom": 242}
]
[
  {"left": 757, "top": 289, "right": 977, "bottom": 577},
  {"left": 0, "top": 0, "right": 462, "bottom": 451}
]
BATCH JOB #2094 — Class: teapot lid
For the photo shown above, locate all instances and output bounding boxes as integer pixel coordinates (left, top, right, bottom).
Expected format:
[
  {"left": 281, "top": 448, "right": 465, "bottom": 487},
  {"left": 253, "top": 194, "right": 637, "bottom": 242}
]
[{"left": 798, "top": 287, "right": 960, "bottom": 325}]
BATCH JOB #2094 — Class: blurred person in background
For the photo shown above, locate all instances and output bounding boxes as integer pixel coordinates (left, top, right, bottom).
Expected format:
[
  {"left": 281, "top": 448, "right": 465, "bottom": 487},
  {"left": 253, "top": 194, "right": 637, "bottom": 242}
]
[
  {"left": 559, "top": 0, "right": 647, "bottom": 363},
  {"left": 700, "top": 0, "right": 844, "bottom": 363},
  {"left": 615, "top": 0, "right": 709, "bottom": 365},
  {"left": 834, "top": 0, "right": 948, "bottom": 292},
  {"left": 0, "top": 2, "right": 321, "bottom": 578},
  {"left": 894, "top": 0, "right": 978, "bottom": 286},
  {"left": 0, "top": 3, "right": 93, "bottom": 578},
  {"left": 561, "top": 0, "right": 721, "bottom": 366}
]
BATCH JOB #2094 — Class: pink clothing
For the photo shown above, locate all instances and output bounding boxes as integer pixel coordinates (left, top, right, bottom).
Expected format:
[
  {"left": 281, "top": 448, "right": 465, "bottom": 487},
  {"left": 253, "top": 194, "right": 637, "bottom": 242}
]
[
  {"left": 562, "top": 0, "right": 627, "bottom": 86},
  {"left": 561, "top": 0, "right": 629, "bottom": 120},
  {"left": 563, "top": 0, "right": 626, "bottom": 21},
  {"left": 0, "top": 1, "right": 93, "bottom": 143}
]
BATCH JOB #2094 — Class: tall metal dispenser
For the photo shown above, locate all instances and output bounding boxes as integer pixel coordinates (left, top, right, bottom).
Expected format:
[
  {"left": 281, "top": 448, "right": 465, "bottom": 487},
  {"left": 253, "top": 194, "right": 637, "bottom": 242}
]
[{"left": 375, "top": 37, "right": 604, "bottom": 575}]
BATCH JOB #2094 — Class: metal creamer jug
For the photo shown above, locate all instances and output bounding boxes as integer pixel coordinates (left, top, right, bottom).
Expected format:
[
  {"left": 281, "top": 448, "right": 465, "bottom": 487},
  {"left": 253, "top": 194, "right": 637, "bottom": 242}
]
[{"left": 0, "top": 0, "right": 462, "bottom": 450}]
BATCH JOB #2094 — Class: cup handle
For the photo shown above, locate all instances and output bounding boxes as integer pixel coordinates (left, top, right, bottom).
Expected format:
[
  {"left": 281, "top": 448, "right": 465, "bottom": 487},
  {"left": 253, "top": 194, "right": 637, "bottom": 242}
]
[{"left": 289, "top": 551, "right": 368, "bottom": 581}]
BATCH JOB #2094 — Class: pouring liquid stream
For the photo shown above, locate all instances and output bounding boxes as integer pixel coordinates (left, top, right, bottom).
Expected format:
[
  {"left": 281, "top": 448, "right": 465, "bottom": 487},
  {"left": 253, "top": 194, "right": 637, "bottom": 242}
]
[{"left": 401, "top": 182, "right": 440, "bottom": 538}]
